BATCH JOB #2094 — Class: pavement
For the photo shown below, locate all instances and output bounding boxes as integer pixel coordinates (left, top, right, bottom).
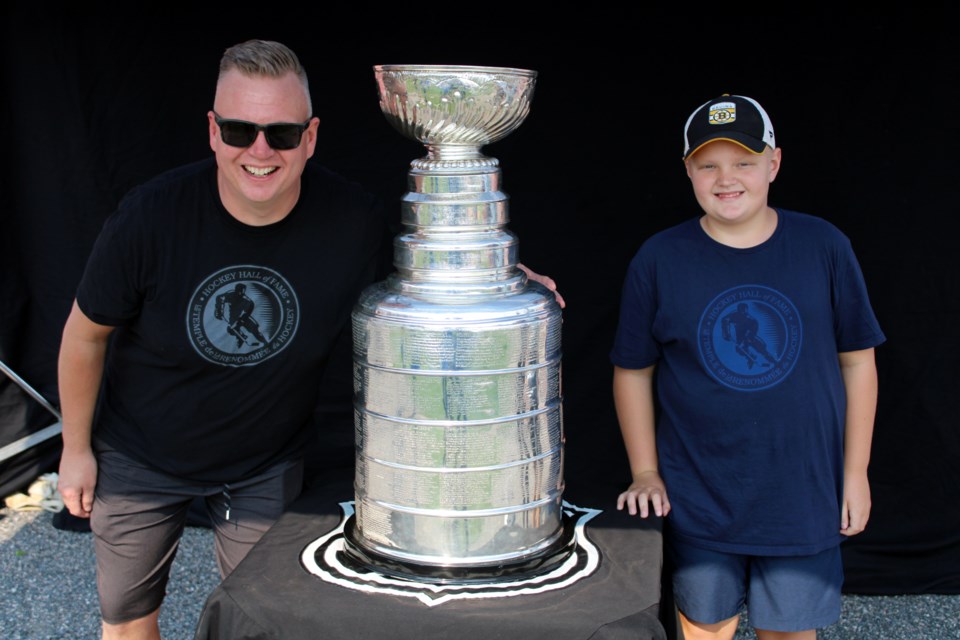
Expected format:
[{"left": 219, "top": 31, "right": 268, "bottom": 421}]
[{"left": 1, "top": 506, "right": 958, "bottom": 639}]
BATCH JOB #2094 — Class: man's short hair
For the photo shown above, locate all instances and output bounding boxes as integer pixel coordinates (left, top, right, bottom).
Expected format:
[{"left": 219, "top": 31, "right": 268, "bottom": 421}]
[{"left": 218, "top": 40, "right": 312, "bottom": 114}]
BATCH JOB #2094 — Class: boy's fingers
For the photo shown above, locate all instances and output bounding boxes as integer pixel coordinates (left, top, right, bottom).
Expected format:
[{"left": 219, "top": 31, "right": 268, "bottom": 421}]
[
  {"left": 617, "top": 491, "right": 638, "bottom": 515},
  {"left": 840, "top": 502, "right": 869, "bottom": 535},
  {"left": 637, "top": 493, "right": 650, "bottom": 518},
  {"left": 616, "top": 493, "right": 625, "bottom": 511},
  {"left": 618, "top": 486, "right": 672, "bottom": 518},
  {"left": 650, "top": 493, "right": 663, "bottom": 517}
]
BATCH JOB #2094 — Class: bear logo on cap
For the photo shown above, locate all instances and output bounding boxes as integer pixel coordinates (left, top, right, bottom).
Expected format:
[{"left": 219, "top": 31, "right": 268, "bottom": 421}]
[{"left": 708, "top": 102, "right": 737, "bottom": 125}]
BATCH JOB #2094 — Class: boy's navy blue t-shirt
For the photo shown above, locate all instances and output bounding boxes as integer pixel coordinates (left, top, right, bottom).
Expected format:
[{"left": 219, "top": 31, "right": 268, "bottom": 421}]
[{"left": 610, "top": 209, "right": 885, "bottom": 555}]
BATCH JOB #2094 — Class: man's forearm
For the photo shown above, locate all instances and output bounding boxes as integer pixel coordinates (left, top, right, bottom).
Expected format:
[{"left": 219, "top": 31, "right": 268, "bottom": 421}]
[
  {"left": 58, "top": 301, "right": 114, "bottom": 517},
  {"left": 58, "top": 301, "right": 113, "bottom": 452}
]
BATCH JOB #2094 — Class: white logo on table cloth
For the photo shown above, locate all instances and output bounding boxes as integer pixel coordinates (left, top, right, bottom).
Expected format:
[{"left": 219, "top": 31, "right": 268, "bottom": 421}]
[
  {"left": 186, "top": 265, "right": 300, "bottom": 367},
  {"left": 301, "top": 501, "right": 602, "bottom": 607}
]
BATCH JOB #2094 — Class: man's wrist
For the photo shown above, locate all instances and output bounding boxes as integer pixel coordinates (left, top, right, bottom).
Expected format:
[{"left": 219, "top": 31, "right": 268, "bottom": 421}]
[{"left": 61, "top": 432, "right": 94, "bottom": 455}]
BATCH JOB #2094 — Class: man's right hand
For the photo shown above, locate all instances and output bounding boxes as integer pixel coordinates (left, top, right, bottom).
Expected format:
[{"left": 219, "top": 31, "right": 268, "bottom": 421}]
[{"left": 59, "top": 447, "right": 98, "bottom": 518}]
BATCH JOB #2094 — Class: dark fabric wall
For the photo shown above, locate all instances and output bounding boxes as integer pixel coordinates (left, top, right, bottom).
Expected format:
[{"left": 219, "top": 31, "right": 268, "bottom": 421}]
[{"left": 1, "top": 12, "right": 956, "bottom": 593}]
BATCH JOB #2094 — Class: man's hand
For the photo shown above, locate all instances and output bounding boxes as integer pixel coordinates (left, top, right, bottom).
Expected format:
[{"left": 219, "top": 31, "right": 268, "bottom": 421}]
[
  {"left": 58, "top": 446, "right": 98, "bottom": 518},
  {"left": 617, "top": 470, "right": 671, "bottom": 518},
  {"left": 517, "top": 263, "right": 565, "bottom": 308}
]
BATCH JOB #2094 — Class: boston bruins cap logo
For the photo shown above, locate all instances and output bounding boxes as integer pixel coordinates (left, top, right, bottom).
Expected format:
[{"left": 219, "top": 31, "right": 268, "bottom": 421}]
[{"left": 708, "top": 101, "right": 737, "bottom": 125}]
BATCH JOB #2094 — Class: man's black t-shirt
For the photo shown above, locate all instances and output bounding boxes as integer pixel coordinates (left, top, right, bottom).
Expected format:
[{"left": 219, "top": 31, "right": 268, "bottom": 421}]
[{"left": 78, "top": 158, "right": 384, "bottom": 482}]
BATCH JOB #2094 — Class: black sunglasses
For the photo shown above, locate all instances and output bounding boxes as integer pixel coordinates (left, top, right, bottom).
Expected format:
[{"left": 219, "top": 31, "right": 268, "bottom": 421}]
[{"left": 213, "top": 111, "right": 312, "bottom": 150}]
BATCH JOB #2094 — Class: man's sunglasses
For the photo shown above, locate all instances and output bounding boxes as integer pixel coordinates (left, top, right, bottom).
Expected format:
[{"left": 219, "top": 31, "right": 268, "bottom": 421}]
[{"left": 213, "top": 111, "right": 312, "bottom": 150}]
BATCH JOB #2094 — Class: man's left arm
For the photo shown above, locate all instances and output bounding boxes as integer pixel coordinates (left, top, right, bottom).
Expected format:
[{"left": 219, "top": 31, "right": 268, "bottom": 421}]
[{"left": 838, "top": 347, "right": 879, "bottom": 536}]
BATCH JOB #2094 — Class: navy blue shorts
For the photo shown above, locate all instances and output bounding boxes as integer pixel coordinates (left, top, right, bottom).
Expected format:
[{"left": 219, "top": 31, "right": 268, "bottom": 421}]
[{"left": 669, "top": 538, "right": 843, "bottom": 633}]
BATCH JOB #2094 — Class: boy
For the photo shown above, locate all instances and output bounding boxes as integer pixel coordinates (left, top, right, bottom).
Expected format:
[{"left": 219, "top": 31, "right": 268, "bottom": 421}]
[{"left": 610, "top": 95, "right": 884, "bottom": 640}]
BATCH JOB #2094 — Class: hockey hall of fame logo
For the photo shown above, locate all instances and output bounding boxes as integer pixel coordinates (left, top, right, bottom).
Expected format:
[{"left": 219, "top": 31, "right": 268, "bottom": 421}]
[
  {"left": 186, "top": 265, "right": 299, "bottom": 367},
  {"left": 301, "top": 502, "right": 602, "bottom": 607},
  {"left": 698, "top": 285, "right": 802, "bottom": 391}
]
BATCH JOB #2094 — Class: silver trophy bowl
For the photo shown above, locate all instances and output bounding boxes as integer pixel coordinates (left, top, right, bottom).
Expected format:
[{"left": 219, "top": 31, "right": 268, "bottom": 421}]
[
  {"left": 343, "top": 65, "right": 572, "bottom": 581},
  {"left": 374, "top": 65, "right": 536, "bottom": 168}
]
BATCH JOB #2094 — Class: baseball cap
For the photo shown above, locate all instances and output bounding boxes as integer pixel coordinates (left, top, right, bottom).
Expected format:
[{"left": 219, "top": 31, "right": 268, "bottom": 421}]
[{"left": 683, "top": 95, "right": 775, "bottom": 159}]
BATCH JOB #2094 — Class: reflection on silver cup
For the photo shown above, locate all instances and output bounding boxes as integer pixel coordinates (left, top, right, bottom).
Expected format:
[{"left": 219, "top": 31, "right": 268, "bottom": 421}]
[{"left": 344, "top": 65, "right": 572, "bottom": 579}]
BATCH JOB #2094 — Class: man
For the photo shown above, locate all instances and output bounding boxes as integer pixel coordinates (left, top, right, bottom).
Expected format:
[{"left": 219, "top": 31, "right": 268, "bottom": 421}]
[
  {"left": 59, "top": 40, "right": 561, "bottom": 639},
  {"left": 57, "top": 40, "right": 386, "bottom": 639}
]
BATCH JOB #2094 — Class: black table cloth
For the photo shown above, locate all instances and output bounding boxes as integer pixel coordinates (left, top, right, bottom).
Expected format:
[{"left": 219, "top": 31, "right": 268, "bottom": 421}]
[{"left": 196, "top": 477, "right": 665, "bottom": 639}]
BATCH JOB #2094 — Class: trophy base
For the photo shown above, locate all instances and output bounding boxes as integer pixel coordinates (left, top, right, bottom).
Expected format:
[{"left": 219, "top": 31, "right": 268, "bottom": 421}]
[{"left": 339, "top": 513, "right": 578, "bottom": 584}]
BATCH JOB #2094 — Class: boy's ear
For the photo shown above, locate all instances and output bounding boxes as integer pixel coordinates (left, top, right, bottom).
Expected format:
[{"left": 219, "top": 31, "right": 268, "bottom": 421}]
[{"left": 768, "top": 147, "right": 783, "bottom": 182}]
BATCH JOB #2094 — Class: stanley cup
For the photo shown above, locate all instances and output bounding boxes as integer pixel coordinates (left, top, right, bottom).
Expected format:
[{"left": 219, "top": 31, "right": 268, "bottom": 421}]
[{"left": 344, "top": 65, "right": 572, "bottom": 579}]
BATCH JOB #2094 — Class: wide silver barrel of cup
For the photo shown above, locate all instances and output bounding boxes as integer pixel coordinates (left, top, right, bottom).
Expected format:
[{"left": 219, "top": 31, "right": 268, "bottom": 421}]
[{"left": 343, "top": 65, "right": 572, "bottom": 580}]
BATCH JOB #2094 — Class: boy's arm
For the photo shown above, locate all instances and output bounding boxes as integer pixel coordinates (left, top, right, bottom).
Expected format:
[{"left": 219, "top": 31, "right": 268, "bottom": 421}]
[
  {"left": 613, "top": 365, "right": 670, "bottom": 518},
  {"left": 58, "top": 300, "right": 115, "bottom": 518},
  {"left": 838, "top": 347, "right": 878, "bottom": 536}
]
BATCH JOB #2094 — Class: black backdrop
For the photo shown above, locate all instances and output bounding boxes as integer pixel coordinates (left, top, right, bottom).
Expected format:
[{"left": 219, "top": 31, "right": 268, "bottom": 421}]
[{"left": 2, "top": 12, "right": 957, "bottom": 594}]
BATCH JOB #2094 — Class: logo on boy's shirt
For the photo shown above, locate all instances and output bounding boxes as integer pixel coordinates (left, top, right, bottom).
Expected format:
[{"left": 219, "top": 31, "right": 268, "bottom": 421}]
[
  {"left": 708, "top": 102, "right": 737, "bottom": 125},
  {"left": 186, "top": 265, "right": 300, "bottom": 367},
  {"left": 698, "top": 285, "right": 802, "bottom": 391}
]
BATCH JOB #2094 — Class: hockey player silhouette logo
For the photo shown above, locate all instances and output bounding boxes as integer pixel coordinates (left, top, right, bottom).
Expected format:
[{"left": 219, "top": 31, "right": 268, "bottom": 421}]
[
  {"left": 186, "top": 266, "right": 300, "bottom": 367},
  {"left": 721, "top": 303, "right": 778, "bottom": 370},
  {"left": 698, "top": 285, "right": 802, "bottom": 391},
  {"left": 215, "top": 283, "right": 268, "bottom": 348}
]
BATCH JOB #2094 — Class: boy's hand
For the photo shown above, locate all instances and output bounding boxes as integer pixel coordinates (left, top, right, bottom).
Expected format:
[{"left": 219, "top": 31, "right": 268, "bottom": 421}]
[
  {"left": 840, "top": 469, "right": 871, "bottom": 536},
  {"left": 617, "top": 470, "right": 671, "bottom": 518}
]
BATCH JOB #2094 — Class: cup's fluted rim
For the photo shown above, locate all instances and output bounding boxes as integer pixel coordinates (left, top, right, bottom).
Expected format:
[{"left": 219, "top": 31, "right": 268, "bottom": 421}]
[{"left": 373, "top": 64, "right": 537, "bottom": 78}]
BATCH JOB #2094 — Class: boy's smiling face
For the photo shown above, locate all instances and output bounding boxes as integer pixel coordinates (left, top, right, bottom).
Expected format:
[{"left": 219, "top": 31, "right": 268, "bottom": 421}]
[{"left": 685, "top": 140, "right": 782, "bottom": 241}]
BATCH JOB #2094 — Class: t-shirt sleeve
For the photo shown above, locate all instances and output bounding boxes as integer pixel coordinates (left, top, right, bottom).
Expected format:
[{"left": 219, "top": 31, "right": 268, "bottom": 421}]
[
  {"left": 610, "top": 249, "right": 661, "bottom": 369},
  {"left": 832, "top": 234, "right": 886, "bottom": 352},
  {"left": 75, "top": 194, "right": 150, "bottom": 327}
]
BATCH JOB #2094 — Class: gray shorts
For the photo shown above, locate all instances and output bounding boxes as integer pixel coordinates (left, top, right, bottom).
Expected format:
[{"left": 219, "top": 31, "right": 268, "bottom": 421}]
[{"left": 90, "top": 443, "right": 303, "bottom": 624}]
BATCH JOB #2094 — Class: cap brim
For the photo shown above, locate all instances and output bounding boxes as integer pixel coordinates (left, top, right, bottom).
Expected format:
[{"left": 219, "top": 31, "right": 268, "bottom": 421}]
[{"left": 684, "top": 133, "right": 768, "bottom": 159}]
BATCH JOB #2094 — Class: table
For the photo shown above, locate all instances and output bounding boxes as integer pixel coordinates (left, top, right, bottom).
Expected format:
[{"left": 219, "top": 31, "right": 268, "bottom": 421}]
[{"left": 195, "top": 477, "right": 666, "bottom": 639}]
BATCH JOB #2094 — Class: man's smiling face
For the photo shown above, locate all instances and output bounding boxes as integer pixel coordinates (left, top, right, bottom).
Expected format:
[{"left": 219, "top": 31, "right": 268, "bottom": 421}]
[{"left": 209, "top": 70, "right": 318, "bottom": 225}]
